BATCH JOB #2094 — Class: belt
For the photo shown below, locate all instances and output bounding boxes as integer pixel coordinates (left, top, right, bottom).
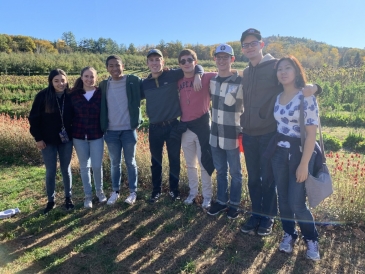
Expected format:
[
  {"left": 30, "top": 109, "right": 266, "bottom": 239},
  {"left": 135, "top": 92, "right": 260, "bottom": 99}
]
[{"left": 151, "top": 118, "right": 177, "bottom": 126}]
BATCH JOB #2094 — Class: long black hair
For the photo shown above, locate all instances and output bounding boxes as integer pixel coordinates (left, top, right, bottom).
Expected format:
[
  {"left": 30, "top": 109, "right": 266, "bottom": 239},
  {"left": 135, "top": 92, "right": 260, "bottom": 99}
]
[{"left": 44, "top": 69, "right": 69, "bottom": 113}]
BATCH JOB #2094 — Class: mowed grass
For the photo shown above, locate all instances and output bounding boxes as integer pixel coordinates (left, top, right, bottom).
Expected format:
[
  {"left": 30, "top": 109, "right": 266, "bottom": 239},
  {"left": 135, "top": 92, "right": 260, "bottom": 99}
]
[{"left": 0, "top": 153, "right": 365, "bottom": 273}]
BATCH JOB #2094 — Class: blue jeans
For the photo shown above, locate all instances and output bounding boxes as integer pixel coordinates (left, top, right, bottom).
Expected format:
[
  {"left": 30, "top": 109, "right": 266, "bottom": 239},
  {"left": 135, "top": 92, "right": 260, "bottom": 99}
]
[
  {"left": 73, "top": 137, "right": 104, "bottom": 197},
  {"left": 211, "top": 145, "right": 242, "bottom": 206},
  {"left": 104, "top": 130, "right": 138, "bottom": 192},
  {"left": 271, "top": 146, "right": 318, "bottom": 241},
  {"left": 41, "top": 141, "right": 73, "bottom": 202},
  {"left": 243, "top": 131, "right": 277, "bottom": 224},
  {"left": 149, "top": 120, "right": 181, "bottom": 195}
]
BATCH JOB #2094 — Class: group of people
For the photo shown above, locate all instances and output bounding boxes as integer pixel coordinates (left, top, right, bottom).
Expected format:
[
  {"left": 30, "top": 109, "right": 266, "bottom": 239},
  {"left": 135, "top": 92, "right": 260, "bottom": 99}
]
[{"left": 28, "top": 28, "right": 322, "bottom": 261}]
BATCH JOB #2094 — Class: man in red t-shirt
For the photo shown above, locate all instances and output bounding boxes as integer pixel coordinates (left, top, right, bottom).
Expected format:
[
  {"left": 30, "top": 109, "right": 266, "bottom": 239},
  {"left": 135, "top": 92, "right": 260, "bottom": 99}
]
[{"left": 177, "top": 49, "right": 216, "bottom": 209}]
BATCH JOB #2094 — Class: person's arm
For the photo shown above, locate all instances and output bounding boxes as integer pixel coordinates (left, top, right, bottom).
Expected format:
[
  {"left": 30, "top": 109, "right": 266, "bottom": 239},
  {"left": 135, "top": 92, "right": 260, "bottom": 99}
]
[
  {"left": 28, "top": 92, "right": 46, "bottom": 149},
  {"left": 140, "top": 78, "right": 146, "bottom": 100},
  {"left": 296, "top": 125, "right": 317, "bottom": 183},
  {"left": 302, "top": 84, "right": 322, "bottom": 97}
]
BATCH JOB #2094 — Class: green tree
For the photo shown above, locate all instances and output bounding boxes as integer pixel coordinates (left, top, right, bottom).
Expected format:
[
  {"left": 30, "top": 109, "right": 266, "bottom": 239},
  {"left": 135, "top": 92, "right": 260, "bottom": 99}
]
[
  {"left": 0, "top": 34, "right": 12, "bottom": 53},
  {"left": 128, "top": 43, "right": 137, "bottom": 55},
  {"left": 61, "top": 31, "right": 77, "bottom": 51}
]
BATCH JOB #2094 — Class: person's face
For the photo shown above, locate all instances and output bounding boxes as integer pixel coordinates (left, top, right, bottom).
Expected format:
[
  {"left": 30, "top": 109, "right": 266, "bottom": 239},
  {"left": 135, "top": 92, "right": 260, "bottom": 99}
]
[
  {"left": 178, "top": 54, "right": 196, "bottom": 74},
  {"left": 147, "top": 54, "right": 164, "bottom": 74},
  {"left": 107, "top": 58, "right": 124, "bottom": 80},
  {"left": 52, "top": 74, "right": 67, "bottom": 92},
  {"left": 81, "top": 69, "right": 96, "bottom": 89},
  {"left": 214, "top": 53, "right": 234, "bottom": 72},
  {"left": 276, "top": 59, "right": 296, "bottom": 86},
  {"left": 241, "top": 35, "right": 263, "bottom": 60}
]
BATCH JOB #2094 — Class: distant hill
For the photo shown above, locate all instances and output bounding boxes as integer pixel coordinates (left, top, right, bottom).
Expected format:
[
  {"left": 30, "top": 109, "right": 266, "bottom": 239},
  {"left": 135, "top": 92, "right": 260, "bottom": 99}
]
[{"left": 0, "top": 32, "right": 364, "bottom": 71}]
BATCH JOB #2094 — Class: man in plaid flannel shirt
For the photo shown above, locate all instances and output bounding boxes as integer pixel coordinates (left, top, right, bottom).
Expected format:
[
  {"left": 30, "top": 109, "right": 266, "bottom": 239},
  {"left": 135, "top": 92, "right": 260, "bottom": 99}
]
[{"left": 207, "top": 44, "right": 244, "bottom": 219}]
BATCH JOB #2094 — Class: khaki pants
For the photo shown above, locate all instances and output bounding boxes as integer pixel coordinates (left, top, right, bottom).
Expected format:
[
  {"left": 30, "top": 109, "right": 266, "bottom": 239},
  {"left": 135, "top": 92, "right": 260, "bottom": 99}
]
[{"left": 181, "top": 129, "right": 212, "bottom": 200}]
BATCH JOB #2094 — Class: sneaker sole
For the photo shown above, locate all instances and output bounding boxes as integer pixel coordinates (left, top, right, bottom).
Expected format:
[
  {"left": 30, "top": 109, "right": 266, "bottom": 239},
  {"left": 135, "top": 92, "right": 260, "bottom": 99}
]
[
  {"left": 240, "top": 228, "right": 256, "bottom": 235},
  {"left": 257, "top": 231, "right": 272, "bottom": 236},
  {"left": 279, "top": 247, "right": 293, "bottom": 253},
  {"left": 124, "top": 200, "right": 135, "bottom": 205},
  {"left": 306, "top": 255, "right": 320, "bottom": 261},
  {"left": 207, "top": 208, "right": 227, "bottom": 216},
  {"left": 227, "top": 215, "right": 239, "bottom": 220}
]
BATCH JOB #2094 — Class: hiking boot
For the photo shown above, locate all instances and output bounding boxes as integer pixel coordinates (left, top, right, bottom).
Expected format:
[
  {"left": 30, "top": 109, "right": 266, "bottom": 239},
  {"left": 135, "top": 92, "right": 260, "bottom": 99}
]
[
  {"left": 207, "top": 202, "right": 227, "bottom": 216},
  {"left": 257, "top": 218, "right": 274, "bottom": 236},
  {"left": 84, "top": 197, "right": 93, "bottom": 209},
  {"left": 125, "top": 192, "right": 137, "bottom": 205},
  {"left": 306, "top": 240, "right": 320, "bottom": 261},
  {"left": 202, "top": 198, "right": 211, "bottom": 209},
  {"left": 43, "top": 201, "right": 55, "bottom": 214},
  {"left": 241, "top": 215, "right": 259, "bottom": 234},
  {"left": 169, "top": 191, "right": 180, "bottom": 202},
  {"left": 96, "top": 191, "right": 107, "bottom": 203},
  {"left": 65, "top": 197, "right": 74, "bottom": 210},
  {"left": 227, "top": 207, "right": 239, "bottom": 219},
  {"left": 279, "top": 233, "right": 296, "bottom": 253},
  {"left": 184, "top": 194, "right": 196, "bottom": 205},
  {"left": 149, "top": 192, "right": 161, "bottom": 204},
  {"left": 107, "top": 191, "right": 120, "bottom": 205}
]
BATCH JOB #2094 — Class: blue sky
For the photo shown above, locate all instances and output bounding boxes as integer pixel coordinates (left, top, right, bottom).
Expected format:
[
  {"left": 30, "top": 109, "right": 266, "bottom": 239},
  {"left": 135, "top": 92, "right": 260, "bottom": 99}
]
[{"left": 0, "top": 0, "right": 363, "bottom": 49}]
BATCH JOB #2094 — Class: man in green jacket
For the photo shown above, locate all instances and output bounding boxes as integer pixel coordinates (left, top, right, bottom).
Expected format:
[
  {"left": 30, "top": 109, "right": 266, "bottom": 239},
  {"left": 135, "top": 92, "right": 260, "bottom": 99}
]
[{"left": 100, "top": 55, "right": 143, "bottom": 205}]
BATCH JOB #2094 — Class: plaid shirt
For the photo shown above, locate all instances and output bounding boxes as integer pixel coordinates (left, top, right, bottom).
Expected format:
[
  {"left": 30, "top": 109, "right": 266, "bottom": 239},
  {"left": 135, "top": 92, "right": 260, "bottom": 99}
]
[
  {"left": 210, "top": 72, "right": 244, "bottom": 150},
  {"left": 71, "top": 88, "right": 103, "bottom": 140}
]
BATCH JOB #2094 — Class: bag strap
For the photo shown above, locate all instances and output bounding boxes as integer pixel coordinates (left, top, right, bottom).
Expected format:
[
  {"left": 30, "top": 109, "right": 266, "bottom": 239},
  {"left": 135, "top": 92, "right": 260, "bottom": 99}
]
[{"left": 299, "top": 95, "right": 327, "bottom": 163}]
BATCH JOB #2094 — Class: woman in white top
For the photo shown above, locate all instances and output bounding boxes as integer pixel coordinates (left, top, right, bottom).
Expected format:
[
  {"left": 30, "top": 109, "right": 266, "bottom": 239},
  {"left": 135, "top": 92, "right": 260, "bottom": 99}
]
[{"left": 271, "top": 56, "right": 320, "bottom": 261}]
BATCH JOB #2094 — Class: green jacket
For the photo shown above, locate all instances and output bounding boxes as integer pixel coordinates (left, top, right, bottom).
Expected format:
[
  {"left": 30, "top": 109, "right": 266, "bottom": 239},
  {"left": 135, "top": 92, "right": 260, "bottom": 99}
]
[{"left": 100, "top": 74, "right": 143, "bottom": 132}]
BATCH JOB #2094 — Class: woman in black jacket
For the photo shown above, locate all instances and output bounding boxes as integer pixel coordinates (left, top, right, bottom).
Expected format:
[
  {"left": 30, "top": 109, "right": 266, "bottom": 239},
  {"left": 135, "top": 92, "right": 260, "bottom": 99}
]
[{"left": 28, "top": 69, "right": 74, "bottom": 214}]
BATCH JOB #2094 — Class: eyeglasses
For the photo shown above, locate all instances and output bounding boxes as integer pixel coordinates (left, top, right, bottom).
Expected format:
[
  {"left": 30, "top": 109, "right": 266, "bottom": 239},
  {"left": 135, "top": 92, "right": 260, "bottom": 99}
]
[
  {"left": 179, "top": 58, "right": 194, "bottom": 65},
  {"left": 215, "top": 55, "right": 231, "bottom": 61},
  {"left": 241, "top": 41, "right": 260, "bottom": 49}
]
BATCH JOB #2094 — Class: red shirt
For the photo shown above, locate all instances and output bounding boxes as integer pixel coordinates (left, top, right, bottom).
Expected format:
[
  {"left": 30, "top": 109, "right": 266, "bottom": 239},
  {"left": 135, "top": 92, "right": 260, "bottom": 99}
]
[{"left": 178, "top": 72, "right": 216, "bottom": 122}]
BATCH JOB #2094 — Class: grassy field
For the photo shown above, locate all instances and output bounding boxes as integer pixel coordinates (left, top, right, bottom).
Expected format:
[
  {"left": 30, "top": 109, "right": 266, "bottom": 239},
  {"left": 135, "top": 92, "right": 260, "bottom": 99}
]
[
  {"left": 1, "top": 112, "right": 365, "bottom": 273},
  {"left": 0, "top": 147, "right": 365, "bottom": 273},
  {"left": 0, "top": 167, "right": 364, "bottom": 274}
]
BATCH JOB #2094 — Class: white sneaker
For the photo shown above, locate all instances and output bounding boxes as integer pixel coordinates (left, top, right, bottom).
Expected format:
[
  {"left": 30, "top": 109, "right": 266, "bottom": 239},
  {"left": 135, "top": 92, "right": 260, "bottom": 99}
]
[
  {"left": 107, "top": 191, "right": 120, "bottom": 205},
  {"left": 306, "top": 240, "right": 320, "bottom": 261},
  {"left": 184, "top": 194, "right": 196, "bottom": 205},
  {"left": 84, "top": 197, "right": 93, "bottom": 209},
  {"left": 279, "top": 233, "right": 296, "bottom": 253},
  {"left": 125, "top": 192, "right": 137, "bottom": 205},
  {"left": 97, "top": 192, "right": 107, "bottom": 203},
  {"left": 202, "top": 198, "right": 211, "bottom": 209}
]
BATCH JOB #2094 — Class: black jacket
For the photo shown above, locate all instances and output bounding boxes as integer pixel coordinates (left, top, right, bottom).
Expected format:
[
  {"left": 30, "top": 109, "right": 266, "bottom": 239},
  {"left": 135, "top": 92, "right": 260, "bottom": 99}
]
[{"left": 28, "top": 88, "right": 73, "bottom": 145}]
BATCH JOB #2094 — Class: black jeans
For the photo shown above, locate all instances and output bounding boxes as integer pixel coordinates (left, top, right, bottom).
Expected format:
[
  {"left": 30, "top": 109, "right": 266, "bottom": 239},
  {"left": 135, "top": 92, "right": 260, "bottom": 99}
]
[
  {"left": 243, "top": 131, "right": 277, "bottom": 224},
  {"left": 148, "top": 120, "right": 181, "bottom": 195}
]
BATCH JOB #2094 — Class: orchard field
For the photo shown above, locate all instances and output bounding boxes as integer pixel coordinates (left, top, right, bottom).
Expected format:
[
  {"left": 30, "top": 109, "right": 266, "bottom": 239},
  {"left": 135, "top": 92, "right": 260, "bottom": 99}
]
[{"left": 0, "top": 66, "right": 365, "bottom": 273}]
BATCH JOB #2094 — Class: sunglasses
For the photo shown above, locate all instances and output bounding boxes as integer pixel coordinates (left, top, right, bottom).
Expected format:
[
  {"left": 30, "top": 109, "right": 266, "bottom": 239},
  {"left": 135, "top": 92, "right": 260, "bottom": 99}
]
[{"left": 179, "top": 58, "right": 194, "bottom": 65}]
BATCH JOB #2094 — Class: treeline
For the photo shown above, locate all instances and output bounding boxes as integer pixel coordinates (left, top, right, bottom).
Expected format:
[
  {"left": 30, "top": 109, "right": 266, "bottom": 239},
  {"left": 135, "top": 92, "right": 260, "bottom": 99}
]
[
  {"left": 1, "top": 32, "right": 365, "bottom": 73},
  {"left": 0, "top": 52, "right": 248, "bottom": 76}
]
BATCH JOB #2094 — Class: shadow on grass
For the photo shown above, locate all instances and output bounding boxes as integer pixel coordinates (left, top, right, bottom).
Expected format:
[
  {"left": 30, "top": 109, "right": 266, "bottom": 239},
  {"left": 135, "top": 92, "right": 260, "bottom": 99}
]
[{"left": 1, "top": 174, "right": 365, "bottom": 273}]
